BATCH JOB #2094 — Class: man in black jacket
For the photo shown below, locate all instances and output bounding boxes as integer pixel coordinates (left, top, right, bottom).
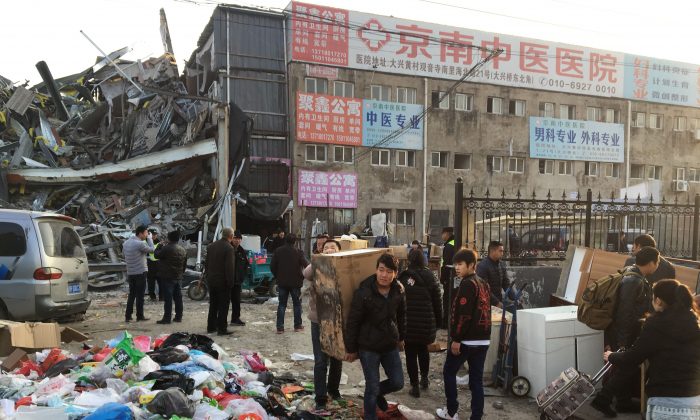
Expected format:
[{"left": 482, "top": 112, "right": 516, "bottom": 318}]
[
  {"left": 345, "top": 253, "right": 406, "bottom": 420},
  {"left": 476, "top": 241, "right": 512, "bottom": 307},
  {"left": 230, "top": 230, "right": 250, "bottom": 326},
  {"left": 205, "top": 228, "right": 236, "bottom": 335},
  {"left": 155, "top": 230, "right": 187, "bottom": 324},
  {"left": 592, "top": 246, "right": 660, "bottom": 417},
  {"left": 440, "top": 227, "right": 456, "bottom": 328},
  {"left": 437, "top": 249, "right": 491, "bottom": 420},
  {"left": 623, "top": 234, "right": 675, "bottom": 285},
  {"left": 271, "top": 234, "right": 308, "bottom": 333}
]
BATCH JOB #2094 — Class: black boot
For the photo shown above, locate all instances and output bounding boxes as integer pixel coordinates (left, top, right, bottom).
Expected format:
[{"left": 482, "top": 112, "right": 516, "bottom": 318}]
[
  {"left": 408, "top": 382, "right": 420, "bottom": 398},
  {"left": 591, "top": 394, "right": 617, "bottom": 418},
  {"left": 420, "top": 374, "right": 429, "bottom": 390}
]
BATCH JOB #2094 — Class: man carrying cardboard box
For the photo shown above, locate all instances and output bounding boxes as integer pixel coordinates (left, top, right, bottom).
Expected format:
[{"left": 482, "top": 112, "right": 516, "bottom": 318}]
[{"left": 345, "top": 253, "right": 406, "bottom": 419}]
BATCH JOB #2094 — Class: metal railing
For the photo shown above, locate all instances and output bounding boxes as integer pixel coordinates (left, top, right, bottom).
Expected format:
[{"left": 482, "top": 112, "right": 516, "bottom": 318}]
[{"left": 453, "top": 179, "right": 700, "bottom": 262}]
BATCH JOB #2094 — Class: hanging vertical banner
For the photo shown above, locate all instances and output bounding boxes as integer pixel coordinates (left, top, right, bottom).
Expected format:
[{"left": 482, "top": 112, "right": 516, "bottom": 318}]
[
  {"left": 298, "top": 169, "right": 358, "bottom": 208},
  {"left": 296, "top": 92, "right": 363, "bottom": 145},
  {"left": 361, "top": 100, "right": 424, "bottom": 150},
  {"left": 529, "top": 117, "right": 625, "bottom": 163},
  {"left": 290, "top": 2, "right": 349, "bottom": 67},
  {"left": 624, "top": 55, "right": 700, "bottom": 108}
]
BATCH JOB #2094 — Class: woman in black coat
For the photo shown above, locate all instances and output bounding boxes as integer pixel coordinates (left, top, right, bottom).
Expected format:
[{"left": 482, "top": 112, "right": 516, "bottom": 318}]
[
  {"left": 398, "top": 248, "right": 442, "bottom": 398},
  {"left": 603, "top": 279, "right": 700, "bottom": 418}
]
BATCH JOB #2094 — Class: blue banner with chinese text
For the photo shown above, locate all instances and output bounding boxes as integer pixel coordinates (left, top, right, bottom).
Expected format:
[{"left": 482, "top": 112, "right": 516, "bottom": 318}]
[
  {"left": 361, "top": 99, "right": 424, "bottom": 150},
  {"left": 529, "top": 117, "right": 624, "bottom": 163}
]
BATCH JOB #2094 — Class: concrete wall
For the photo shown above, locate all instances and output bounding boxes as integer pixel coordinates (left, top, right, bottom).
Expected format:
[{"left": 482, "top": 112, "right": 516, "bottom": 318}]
[{"left": 288, "top": 62, "right": 700, "bottom": 242}]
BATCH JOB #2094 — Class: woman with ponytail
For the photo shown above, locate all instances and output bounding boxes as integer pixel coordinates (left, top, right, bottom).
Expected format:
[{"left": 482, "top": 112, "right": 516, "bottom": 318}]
[{"left": 603, "top": 279, "right": 700, "bottom": 419}]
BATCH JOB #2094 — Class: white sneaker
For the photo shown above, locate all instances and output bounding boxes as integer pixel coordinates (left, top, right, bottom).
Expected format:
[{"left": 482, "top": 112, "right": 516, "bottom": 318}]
[{"left": 436, "top": 407, "right": 459, "bottom": 419}]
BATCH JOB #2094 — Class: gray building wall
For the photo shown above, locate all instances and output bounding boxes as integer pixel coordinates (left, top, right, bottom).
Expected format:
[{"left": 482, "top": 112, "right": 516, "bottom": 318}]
[{"left": 288, "top": 62, "right": 700, "bottom": 243}]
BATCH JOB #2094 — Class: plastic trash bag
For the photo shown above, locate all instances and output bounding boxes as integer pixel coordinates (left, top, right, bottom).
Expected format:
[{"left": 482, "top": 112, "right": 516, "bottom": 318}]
[
  {"left": 290, "top": 353, "right": 314, "bottom": 361},
  {"left": 105, "top": 378, "right": 129, "bottom": 395},
  {"left": 225, "top": 398, "right": 267, "bottom": 420},
  {"left": 192, "top": 403, "right": 228, "bottom": 420},
  {"left": 146, "top": 387, "right": 195, "bottom": 418},
  {"left": 84, "top": 402, "right": 134, "bottom": 420},
  {"left": 147, "top": 347, "right": 189, "bottom": 365},
  {"left": 137, "top": 356, "right": 160, "bottom": 380},
  {"left": 104, "top": 332, "right": 146, "bottom": 377},
  {"left": 144, "top": 370, "right": 195, "bottom": 395},
  {"left": 191, "top": 352, "right": 225, "bottom": 376},
  {"left": 73, "top": 388, "right": 121, "bottom": 407},
  {"left": 89, "top": 365, "right": 115, "bottom": 388},
  {"left": 242, "top": 353, "right": 267, "bottom": 373},
  {"left": 31, "top": 375, "right": 75, "bottom": 404},
  {"left": 42, "top": 358, "right": 79, "bottom": 378},
  {"left": 40, "top": 349, "right": 67, "bottom": 372},
  {"left": 133, "top": 336, "right": 152, "bottom": 353},
  {"left": 398, "top": 405, "right": 435, "bottom": 420}
]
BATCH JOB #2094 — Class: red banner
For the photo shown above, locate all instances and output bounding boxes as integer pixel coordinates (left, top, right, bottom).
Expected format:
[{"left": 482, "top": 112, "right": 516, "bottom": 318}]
[{"left": 296, "top": 92, "right": 362, "bottom": 146}]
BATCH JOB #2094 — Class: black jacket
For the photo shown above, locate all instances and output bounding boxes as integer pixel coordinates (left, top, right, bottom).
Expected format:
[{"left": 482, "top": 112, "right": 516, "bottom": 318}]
[
  {"left": 624, "top": 255, "right": 676, "bottom": 285},
  {"left": 476, "top": 257, "right": 512, "bottom": 306},
  {"left": 345, "top": 275, "right": 406, "bottom": 353},
  {"left": 205, "top": 239, "right": 235, "bottom": 289},
  {"left": 610, "top": 266, "right": 652, "bottom": 348},
  {"left": 270, "top": 244, "right": 307, "bottom": 289},
  {"left": 440, "top": 235, "right": 455, "bottom": 283},
  {"left": 398, "top": 267, "right": 442, "bottom": 345},
  {"left": 233, "top": 245, "right": 250, "bottom": 285},
  {"left": 609, "top": 309, "right": 700, "bottom": 397},
  {"left": 450, "top": 273, "right": 492, "bottom": 342},
  {"left": 154, "top": 242, "right": 187, "bottom": 282}
]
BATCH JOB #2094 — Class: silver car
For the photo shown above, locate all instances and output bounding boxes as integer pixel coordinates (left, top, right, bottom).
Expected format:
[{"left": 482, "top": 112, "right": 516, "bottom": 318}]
[{"left": 0, "top": 209, "right": 90, "bottom": 321}]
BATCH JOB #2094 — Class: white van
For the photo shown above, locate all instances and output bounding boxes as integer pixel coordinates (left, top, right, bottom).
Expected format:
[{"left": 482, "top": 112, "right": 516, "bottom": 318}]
[{"left": 0, "top": 210, "right": 90, "bottom": 321}]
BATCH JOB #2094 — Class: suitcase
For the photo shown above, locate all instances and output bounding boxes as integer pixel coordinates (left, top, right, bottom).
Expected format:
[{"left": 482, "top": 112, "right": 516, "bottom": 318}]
[{"left": 536, "top": 363, "right": 612, "bottom": 420}]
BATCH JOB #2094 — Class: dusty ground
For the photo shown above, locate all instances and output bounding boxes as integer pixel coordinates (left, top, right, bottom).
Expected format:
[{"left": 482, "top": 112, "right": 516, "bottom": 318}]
[{"left": 57, "top": 287, "right": 640, "bottom": 419}]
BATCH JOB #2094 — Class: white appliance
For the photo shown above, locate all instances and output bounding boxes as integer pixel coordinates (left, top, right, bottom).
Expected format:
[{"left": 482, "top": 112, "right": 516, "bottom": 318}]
[
  {"left": 517, "top": 305, "right": 603, "bottom": 397},
  {"left": 241, "top": 235, "right": 261, "bottom": 253}
]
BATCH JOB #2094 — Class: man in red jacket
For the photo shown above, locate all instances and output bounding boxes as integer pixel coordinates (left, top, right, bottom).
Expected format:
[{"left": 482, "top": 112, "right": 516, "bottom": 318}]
[{"left": 437, "top": 249, "right": 492, "bottom": 420}]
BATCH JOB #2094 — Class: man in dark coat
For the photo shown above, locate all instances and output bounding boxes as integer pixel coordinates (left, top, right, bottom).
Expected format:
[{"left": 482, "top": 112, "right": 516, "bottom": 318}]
[
  {"left": 623, "top": 234, "right": 675, "bottom": 285},
  {"left": 345, "top": 253, "right": 406, "bottom": 420},
  {"left": 230, "top": 230, "right": 250, "bottom": 326},
  {"left": 270, "top": 234, "right": 308, "bottom": 333},
  {"left": 440, "top": 227, "right": 455, "bottom": 328},
  {"left": 476, "top": 241, "right": 512, "bottom": 307},
  {"left": 155, "top": 230, "right": 187, "bottom": 324},
  {"left": 205, "top": 227, "right": 236, "bottom": 335}
]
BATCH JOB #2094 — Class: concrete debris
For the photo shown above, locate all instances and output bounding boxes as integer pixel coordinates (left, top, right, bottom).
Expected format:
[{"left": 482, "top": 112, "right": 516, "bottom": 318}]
[{"left": 0, "top": 46, "right": 221, "bottom": 288}]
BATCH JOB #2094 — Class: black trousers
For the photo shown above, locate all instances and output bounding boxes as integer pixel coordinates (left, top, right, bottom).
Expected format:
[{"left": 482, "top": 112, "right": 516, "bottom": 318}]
[
  {"left": 207, "top": 285, "right": 231, "bottom": 333},
  {"left": 125, "top": 273, "right": 147, "bottom": 320},
  {"left": 147, "top": 267, "right": 162, "bottom": 299},
  {"left": 405, "top": 342, "right": 430, "bottom": 385},
  {"left": 230, "top": 284, "right": 242, "bottom": 322}
]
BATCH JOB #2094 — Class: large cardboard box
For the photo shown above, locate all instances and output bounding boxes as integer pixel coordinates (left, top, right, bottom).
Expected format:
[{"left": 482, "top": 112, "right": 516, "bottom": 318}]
[
  {"left": 389, "top": 245, "right": 409, "bottom": 260},
  {"left": 313, "top": 248, "right": 391, "bottom": 360},
  {"left": 0, "top": 321, "right": 61, "bottom": 356},
  {"left": 335, "top": 238, "right": 368, "bottom": 251}
]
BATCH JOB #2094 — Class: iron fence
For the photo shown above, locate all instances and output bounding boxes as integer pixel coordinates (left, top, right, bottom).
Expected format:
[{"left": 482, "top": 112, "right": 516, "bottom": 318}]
[{"left": 453, "top": 179, "right": 700, "bottom": 262}]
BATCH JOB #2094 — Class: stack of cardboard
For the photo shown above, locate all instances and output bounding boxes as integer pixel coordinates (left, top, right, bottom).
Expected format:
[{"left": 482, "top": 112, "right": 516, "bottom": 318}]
[
  {"left": 312, "top": 248, "right": 390, "bottom": 360},
  {"left": 334, "top": 238, "right": 369, "bottom": 251}
]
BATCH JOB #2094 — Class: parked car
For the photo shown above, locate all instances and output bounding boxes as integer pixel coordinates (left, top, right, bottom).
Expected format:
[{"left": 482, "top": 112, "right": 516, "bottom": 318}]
[
  {"left": 518, "top": 226, "right": 570, "bottom": 253},
  {"left": 0, "top": 210, "right": 90, "bottom": 321}
]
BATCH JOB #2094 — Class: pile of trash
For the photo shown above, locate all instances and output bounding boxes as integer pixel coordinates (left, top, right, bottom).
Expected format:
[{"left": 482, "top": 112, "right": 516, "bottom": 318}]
[
  {"left": 0, "top": 46, "right": 222, "bottom": 287},
  {"left": 0, "top": 331, "right": 361, "bottom": 419}
]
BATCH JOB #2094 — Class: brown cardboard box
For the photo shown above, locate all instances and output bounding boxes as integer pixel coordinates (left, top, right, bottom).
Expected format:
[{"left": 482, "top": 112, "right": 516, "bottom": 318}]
[
  {"left": 430, "top": 244, "right": 443, "bottom": 258},
  {"left": 389, "top": 245, "right": 409, "bottom": 260},
  {"left": 0, "top": 321, "right": 61, "bottom": 356},
  {"left": 313, "top": 248, "right": 391, "bottom": 360},
  {"left": 335, "top": 238, "right": 368, "bottom": 251},
  {"left": 1, "top": 348, "right": 28, "bottom": 372}
]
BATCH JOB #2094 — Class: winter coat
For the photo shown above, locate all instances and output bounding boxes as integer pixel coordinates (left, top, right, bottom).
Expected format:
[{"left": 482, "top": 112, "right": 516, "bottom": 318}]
[
  {"left": 233, "top": 245, "right": 250, "bottom": 285},
  {"left": 476, "top": 257, "right": 512, "bottom": 306},
  {"left": 205, "top": 239, "right": 235, "bottom": 289},
  {"left": 440, "top": 235, "right": 455, "bottom": 283},
  {"left": 609, "top": 309, "right": 700, "bottom": 397},
  {"left": 610, "top": 265, "right": 652, "bottom": 348},
  {"left": 450, "top": 273, "right": 492, "bottom": 343},
  {"left": 270, "top": 244, "right": 308, "bottom": 289},
  {"left": 154, "top": 242, "right": 187, "bottom": 282},
  {"left": 345, "top": 275, "right": 406, "bottom": 354},
  {"left": 398, "top": 266, "right": 442, "bottom": 345}
]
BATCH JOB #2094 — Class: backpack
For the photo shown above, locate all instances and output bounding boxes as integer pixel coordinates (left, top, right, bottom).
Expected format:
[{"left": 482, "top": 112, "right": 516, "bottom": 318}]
[{"left": 577, "top": 269, "right": 644, "bottom": 330}]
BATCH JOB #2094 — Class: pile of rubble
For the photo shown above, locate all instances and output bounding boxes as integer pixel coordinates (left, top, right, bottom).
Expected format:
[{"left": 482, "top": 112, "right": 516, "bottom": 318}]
[
  {"left": 0, "top": 48, "right": 221, "bottom": 287},
  {"left": 0, "top": 331, "right": 364, "bottom": 419}
]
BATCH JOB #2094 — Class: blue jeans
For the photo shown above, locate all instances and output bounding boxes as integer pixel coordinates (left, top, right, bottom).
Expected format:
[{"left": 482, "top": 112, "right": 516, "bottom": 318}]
[
  {"left": 276, "top": 287, "right": 302, "bottom": 330},
  {"left": 160, "top": 280, "right": 183, "bottom": 322},
  {"left": 359, "top": 349, "right": 404, "bottom": 420},
  {"left": 311, "top": 322, "right": 343, "bottom": 403},
  {"left": 443, "top": 344, "right": 489, "bottom": 420}
]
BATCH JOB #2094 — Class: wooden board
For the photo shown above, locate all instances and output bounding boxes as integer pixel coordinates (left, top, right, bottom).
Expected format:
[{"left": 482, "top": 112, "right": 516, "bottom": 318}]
[{"left": 313, "top": 248, "right": 390, "bottom": 360}]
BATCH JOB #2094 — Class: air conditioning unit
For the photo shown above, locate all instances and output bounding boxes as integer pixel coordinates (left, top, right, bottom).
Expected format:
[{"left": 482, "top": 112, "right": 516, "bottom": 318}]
[
  {"left": 673, "top": 180, "right": 689, "bottom": 192},
  {"left": 695, "top": 129, "right": 700, "bottom": 140}
]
